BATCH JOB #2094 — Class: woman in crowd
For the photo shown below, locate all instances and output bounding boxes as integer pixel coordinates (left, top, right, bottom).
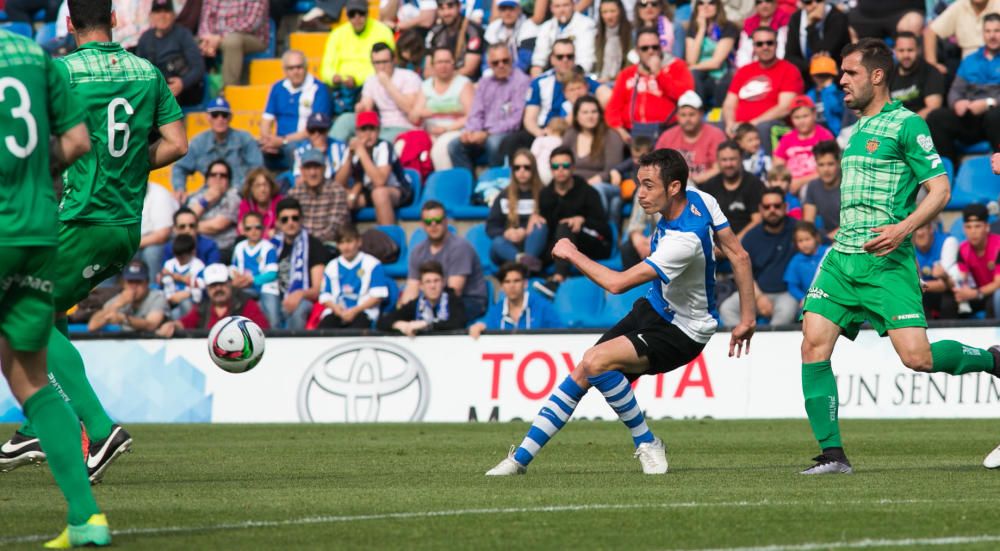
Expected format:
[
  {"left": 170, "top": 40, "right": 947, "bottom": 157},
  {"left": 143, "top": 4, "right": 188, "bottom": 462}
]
[
  {"left": 563, "top": 96, "right": 625, "bottom": 222},
  {"left": 237, "top": 168, "right": 283, "bottom": 239},
  {"left": 485, "top": 149, "right": 548, "bottom": 273},
  {"left": 633, "top": 0, "right": 680, "bottom": 59},
  {"left": 685, "top": 0, "right": 738, "bottom": 108},
  {"left": 409, "top": 46, "right": 474, "bottom": 170},
  {"left": 594, "top": 0, "right": 632, "bottom": 83}
]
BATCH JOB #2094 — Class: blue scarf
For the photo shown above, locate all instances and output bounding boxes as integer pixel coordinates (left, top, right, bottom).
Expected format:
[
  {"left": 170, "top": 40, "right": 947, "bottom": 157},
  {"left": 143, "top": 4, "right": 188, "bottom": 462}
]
[
  {"left": 416, "top": 291, "right": 449, "bottom": 324},
  {"left": 276, "top": 228, "right": 311, "bottom": 294}
]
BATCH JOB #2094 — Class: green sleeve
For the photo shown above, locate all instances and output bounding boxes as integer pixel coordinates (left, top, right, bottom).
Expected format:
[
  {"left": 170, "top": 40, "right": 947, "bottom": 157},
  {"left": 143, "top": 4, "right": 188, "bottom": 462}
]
[
  {"left": 154, "top": 72, "right": 184, "bottom": 127},
  {"left": 900, "top": 114, "right": 946, "bottom": 183},
  {"left": 46, "top": 55, "right": 83, "bottom": 135}
]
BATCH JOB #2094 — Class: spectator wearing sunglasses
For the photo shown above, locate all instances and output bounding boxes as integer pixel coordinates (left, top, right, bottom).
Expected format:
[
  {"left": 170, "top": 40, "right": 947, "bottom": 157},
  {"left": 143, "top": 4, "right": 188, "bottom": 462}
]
[
  {"left": 605, "top": 26, "right": 695, "bottom": 144},
  {"left": 425, "top": 0, "right": 486, "bottom": 79},
  {"left": 319, "top": 0, "right": 396, "bottom": 88},
  {"left": 485, "top": 150, "right": 548, "bottom": 273},
  {"left": 260, "top": 49, "right": 334, "bottom": 171},
  {"left": 161, "top": 207, "right": 222, "bottom": 268},
  {"left": 271, "top": 198, "right": 334, "bottom": 330},
  {"left": 783, "top": 0, "right": 850, "bottom": 85},
  {"left": 448, "top": 43, "right": 531, "bottom": 171},
  {"left": 171, "top": 97, "right": 263, "bottom": 200},
  {"left": 400, "top": 201, "right": 490, "bottom": 320},
  {"left": 186, "top": 159, "right": 242, "bottom": 262},
  {"left": 735, "top": 0, "right": 790, "bottom": 68},
  {"left": 483, "top": 0, "right": 539, "bottom": 73},
  {"left": 531, "top": 0, "right": 596, "bottom": 76}
]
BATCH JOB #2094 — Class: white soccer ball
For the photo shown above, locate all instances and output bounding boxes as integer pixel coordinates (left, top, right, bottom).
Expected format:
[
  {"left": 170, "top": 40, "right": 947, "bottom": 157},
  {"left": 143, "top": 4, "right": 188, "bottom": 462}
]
[{"left": 207, "top": 316, "right": 265, "bottom": 373}]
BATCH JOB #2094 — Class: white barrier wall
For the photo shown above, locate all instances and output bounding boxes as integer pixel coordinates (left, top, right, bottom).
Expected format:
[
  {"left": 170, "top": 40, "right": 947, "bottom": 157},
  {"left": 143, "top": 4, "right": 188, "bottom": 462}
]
[{"left": 2, "top": 327, "right": 1000, "bottom": 423}]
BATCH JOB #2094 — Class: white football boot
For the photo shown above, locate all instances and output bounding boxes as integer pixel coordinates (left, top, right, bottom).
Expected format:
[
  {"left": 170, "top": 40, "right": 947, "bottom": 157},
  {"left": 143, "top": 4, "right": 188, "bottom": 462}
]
[
  {"left": 983, "top": 443, "right": 1000, "bottom": 469},
  {"left": 486, "top": 445, "right": 527, "bottom": 476},
  {"left": 634, "top": 438, "right": 668, "bottom": 474}
]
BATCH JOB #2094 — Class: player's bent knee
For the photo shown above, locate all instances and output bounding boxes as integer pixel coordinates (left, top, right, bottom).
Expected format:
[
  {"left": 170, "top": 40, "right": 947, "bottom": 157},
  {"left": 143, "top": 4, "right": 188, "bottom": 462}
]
[
  {"left": 900, "top": 353, "right": 933, "bottom": 373},
  {"left": 578, "top": 347, "right": 612, "bottom": 378}
]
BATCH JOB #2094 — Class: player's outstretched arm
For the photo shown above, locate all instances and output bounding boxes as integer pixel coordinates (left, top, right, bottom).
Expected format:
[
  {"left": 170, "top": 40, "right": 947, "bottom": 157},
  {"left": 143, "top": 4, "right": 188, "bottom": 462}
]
[
  {"left": 864, "top": 175, "right": 950, "bottom": 257},
  {"left": 551, "top": 238, "right": 656, "bottom": 294},
  {"left": 50, "top": 122, "right": 91, "bottom": 176},
  {"left": 715, "top": 227, "right": 756, "bottom": 357},
  {"left": 149, "top": 120, "right": 189, "bottom": 170}
]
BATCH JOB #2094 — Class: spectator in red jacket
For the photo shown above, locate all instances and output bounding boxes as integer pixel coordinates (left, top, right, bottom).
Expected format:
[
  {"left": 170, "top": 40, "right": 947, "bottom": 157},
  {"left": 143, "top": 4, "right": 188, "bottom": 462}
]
[
  {"left": 156, "top": 263, "right": 270, "bottom": 337},
  {"left": 722, "top": 26, "right": 803, "bottom": 153},
  {"left": 605, "top": 26, "right": 694, "bottom": 144}
]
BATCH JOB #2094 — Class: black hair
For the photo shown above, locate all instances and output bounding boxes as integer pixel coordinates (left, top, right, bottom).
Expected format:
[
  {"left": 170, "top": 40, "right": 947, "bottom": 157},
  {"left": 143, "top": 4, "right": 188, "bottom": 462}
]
[
  {"left": 638, "top": 148, "right": 688, "bottom": 189},
  {"left": 206, "top": 158, "right": 232, "bottom": 179},
  {"left": 794, "top": 220, "right": 820, "bottom": 240},
  {"left": 550, "top": 145, "right": 575, "bottom": 164},
  {"left": 751, "top": 26, "right": 777, "bottom": 39},
  {"left": 631, "top": 136, "right": 654, "bottom": 151},
  {"left": 812, "top": 140, "right": 841, "bottom": 161},
  {"left": 894, "top": 30, "right": 919, "bottom": 44},
  {"left": 985, "top": 13, "right": 1000, "bottom": 25},
  {"left": 497, "top": 262, "right": 528, "bottom": 282},
  {"left": 635, "top": 25, "right": 660, "bottom": 42},
  {"left": 371, "top": 42, "right": 394, "bottom": 58},
  {"left": 242, "top": 211, "right": 264, "bottom": 225},
  {"left": 172, "top": 233, "right": 196, "bottom": 256},
  {"left": 275, "top": 197, "right": 302, "bottom": 217},
  {"left": 421, "top": 199, "right": 446, "bottom": 215},
  {"left": 717, "top": 140, "right": 742, "bottom": 154},
  {"left": 173, "top": 206, "right": 196, "bottom": 225},
  {"left": 68, "top": 0, "right": 112, "bottom": 33},
  {"left": 760, "top": 187, "right": 786, "bottom": 204},
  {"left": 841, "top": 38, "right": 894, "bottom": 84},
  {"left": 336, "top": 225, "right": 361, "bottom": 242},
  {"left": 418, "top": 260, "right": 445, "bottom": 278}
]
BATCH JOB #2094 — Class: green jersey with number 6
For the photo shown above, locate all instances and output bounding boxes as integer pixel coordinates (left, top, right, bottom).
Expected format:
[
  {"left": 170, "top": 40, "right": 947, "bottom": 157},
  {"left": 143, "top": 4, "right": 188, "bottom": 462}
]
[
  {"left": 57, "top": 42, "right": 183, "bottom": 225},
  {"left": 0, "top": 30, "right": 82, "bottom": 246}
]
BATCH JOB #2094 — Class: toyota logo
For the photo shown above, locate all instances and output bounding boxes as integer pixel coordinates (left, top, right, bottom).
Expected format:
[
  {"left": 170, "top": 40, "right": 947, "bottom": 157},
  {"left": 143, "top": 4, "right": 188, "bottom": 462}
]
[{"left": 297, "top": 341, "right": 430, "bottom": 422}]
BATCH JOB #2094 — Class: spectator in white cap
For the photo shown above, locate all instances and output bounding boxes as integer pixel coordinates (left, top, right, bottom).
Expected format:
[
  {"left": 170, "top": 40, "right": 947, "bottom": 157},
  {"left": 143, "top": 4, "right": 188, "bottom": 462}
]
[
  {"left": 654, "top": 90, "right": 726, "bottom": 185},
  {"left": 156, "top": 263, "right": 271, "bottom": 337},
  {"left": 171, "top": 97, "right": 263, "bottom": 200},
  {"left": 484, "top": 0, "right": 539, "bottom": 73}
]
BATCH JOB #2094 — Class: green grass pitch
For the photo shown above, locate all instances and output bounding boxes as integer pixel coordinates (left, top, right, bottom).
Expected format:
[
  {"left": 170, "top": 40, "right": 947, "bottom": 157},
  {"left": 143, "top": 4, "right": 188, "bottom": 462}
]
[{"left": 3, "top": 419, "right": 1000, "bottom": 550}]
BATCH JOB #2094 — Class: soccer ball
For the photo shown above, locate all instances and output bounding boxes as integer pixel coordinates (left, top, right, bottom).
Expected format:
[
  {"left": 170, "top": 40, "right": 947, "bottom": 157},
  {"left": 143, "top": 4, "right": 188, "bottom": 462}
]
[{"left": 207, "top": 316, "right": 265, "bottom": 373}]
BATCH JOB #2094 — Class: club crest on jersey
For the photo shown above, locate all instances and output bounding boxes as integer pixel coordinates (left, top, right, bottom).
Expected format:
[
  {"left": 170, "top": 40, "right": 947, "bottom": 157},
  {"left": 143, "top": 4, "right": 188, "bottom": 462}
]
[
  {"left": 866, "top": 138, "right": 880, "bottom": 154},
  {"left": 690, "top": 203, "right": 702, "bottom": 217},
  {"left": 917, "top": 134, "right": 934, "bottom": 152}
]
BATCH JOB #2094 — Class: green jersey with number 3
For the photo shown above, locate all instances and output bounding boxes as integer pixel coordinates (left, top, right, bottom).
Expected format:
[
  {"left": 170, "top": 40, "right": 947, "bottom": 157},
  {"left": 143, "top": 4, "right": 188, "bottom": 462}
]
[
  {"left": 0, "top": 30, "right": 83, "bottom": 246},
  {"left": 57, "top": 41, "right": 183, "bottom": 225}
]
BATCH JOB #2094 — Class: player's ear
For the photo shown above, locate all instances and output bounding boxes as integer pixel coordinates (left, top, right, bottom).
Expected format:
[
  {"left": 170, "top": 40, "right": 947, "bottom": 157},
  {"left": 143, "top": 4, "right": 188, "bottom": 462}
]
[
  {"left": 66, "top": 15, "right": 74, "bottom": 34},
  {"left": 870, "top": 67, "right": 885, "bottom": 86},
  {"left": 110, "top": 10, "right": 118, "bottom": 29}
]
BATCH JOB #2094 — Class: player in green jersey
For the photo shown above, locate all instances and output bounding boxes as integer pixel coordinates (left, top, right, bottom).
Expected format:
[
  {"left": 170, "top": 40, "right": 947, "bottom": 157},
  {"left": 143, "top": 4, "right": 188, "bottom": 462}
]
[
  {"left": 0, "top": 0, "right": 188, "bottom": 486},
  {"left": 798, "top": 39, "right": 1000, "bottom": 475},
  {"left": 0, "top": 28, "right": 114, "bottom": 549}
]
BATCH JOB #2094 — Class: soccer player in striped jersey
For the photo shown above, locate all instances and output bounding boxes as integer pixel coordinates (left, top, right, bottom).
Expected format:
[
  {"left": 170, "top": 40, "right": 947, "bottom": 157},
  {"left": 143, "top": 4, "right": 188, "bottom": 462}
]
[
  {"left": 0, "top": 0, "right": 189, "bottom": 485},
  {"left": 486, "top": 148, "right": 757, "bottom": 476},
  {"left": 0, "top": 27, "right": 113, "bottom": 548}
]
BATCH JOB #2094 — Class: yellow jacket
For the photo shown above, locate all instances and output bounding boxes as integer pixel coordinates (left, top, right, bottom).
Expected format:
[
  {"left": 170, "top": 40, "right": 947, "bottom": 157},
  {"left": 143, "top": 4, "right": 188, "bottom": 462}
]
[{"left": 319, "top": 20, "right": 396, "bottom": 86}]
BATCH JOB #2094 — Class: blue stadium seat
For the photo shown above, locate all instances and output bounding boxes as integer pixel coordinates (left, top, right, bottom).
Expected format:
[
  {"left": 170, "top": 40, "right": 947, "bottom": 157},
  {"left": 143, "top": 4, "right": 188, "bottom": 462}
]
[
  {"left": 942, "top": 156, "right": 954, "bottom": 185},
  {"left": 293, "top": 0, "right": 316, "bottom": 13},
  {"left": 0, "top": 22, "right": 33, "bottom": 38},
  {"left": 409, "top": 224, "right": 457, "bottom": 249},
  {"left": 0, "top": 11, "right": 7, "bottom": 22},
  {"left": 474, "top": 166, "right": 510, "bottom": 205},
  {"left": 957, "top": 141, "right": 991, "bottom": 155},
  {"left": 464, "top": 223, "right": 497, "bottom": 276},
  {"left": 947, "top": 156, "right": 1000, "bottom": 210},
  {"left": 356, "top": 168, "right": 422, "bottom": 222},
  {"left": 597, "top": 224, "right": 623, "bottom": 271},
  {"left": 34, "top": 22, "right": 56, "bottom": 45},
  {"left": 381, "top": 276, "right": 400, "bottom": 317},
  {"left": 423, "top": 168, "right": 489, "bottom": 219},
  {"left": 553, "top": 277, "right": 607, "bottom": 328},
  {"left": 599, "top": 284, "right": 648, "bottom": 326},
  {"left": 376, "top": 225, "right": 408, "bottom": 278}
]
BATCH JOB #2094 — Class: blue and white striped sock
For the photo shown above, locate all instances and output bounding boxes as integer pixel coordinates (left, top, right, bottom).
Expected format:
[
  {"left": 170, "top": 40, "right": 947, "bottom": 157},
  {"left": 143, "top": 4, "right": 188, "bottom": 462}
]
[
  {"left": 513, "top": 376, "right": 586, "bottom": 466},
  {"left": 588, "top": 371, "right": 655, "bottom": 447}
]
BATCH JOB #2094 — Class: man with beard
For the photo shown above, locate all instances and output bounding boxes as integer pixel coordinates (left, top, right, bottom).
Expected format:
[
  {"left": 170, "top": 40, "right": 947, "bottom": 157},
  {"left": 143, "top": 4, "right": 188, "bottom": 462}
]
[
  {"left": 425, "top": 0, "right": 485, "bottom": 79},
  {"left": 156, "top": 263, "right": 270, "bottom": 336},
  {"left": 889, "top": 31, "right": 944, "bottom": 119},
  {"left": 700, "top": 141, "right": 766, "bottom": 240},
  {"left": 719, "top": 188, "right": 797, "bottom": 327},
  {"left": 798, "top": 38, "right": 1000, "bottom": 475},
  {"left": 655, "top": 90, "right": 725, "bottom": 184}
]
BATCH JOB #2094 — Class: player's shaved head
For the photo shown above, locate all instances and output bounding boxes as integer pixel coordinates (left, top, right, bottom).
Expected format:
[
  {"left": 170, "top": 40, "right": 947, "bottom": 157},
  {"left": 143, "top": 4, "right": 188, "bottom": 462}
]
[
  {"left": 639, "top": 148, "right": 688, "bottom": 190},
  {"left": 68, "top": 0, "right": 113, "bottom": 33}
]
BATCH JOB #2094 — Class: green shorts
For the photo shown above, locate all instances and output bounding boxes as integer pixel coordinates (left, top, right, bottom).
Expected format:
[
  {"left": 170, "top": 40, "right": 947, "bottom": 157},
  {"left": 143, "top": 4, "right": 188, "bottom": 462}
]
[
  {"left": 0, "top": 246, "right": 57, "bottom": 351},
  {"left": 54, "top": 222, "right": 141, "bottom": 312},
  {"left": 801, "top": 248, "right": 926, "bottom": 340}
]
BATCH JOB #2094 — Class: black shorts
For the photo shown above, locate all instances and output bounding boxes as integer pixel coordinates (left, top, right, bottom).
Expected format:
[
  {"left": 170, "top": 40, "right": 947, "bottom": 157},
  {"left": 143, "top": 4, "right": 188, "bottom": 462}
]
[{"left": 596, "top": 298, "right": 706, "bottom": 382}]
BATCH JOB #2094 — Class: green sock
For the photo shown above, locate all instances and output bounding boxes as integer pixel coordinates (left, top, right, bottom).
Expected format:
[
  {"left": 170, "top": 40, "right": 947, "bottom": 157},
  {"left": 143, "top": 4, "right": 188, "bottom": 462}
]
[
  {"left": 23, "top": 385, "right": 100, "bottom": 525},
  {"left": 930, "top": 340, "right": 995, "bottom": 375},
  {"left": 802, "top": 361, "right": 842, "bottom": 449},
  {"left": 47, "top": 327, "right": 114, "bottom": 441}
]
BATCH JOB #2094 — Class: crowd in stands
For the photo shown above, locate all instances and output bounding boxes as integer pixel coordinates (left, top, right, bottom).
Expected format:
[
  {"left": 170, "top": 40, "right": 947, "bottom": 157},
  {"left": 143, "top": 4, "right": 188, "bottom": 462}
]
[{"left": 14, "top": 0, "right": 1000, "bottom": 333}]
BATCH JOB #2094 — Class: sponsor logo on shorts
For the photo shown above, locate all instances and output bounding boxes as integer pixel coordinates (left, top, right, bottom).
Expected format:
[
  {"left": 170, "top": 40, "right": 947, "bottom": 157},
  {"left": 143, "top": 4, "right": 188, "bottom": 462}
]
[
  {"left": 82, "top": 264, "right": 102, "bottom": 279},
  {"left": 962, "top": 346, "right": 983, "bottom": 357},
  {"left": 806, "top": 287, "right": 829, "bottom": 300},
  {"left": 891, "top": 313, "right": 922, "bottom": 321}
]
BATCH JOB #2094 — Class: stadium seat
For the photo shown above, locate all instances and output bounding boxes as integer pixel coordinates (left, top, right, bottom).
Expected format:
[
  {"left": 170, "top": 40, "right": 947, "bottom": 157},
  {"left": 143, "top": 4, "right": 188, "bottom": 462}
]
[
  {"left": 423, "top": 168, "right": 489, "bottom": 219},
  {"left": 382, "top": 276, "right": 400, "bottom": 315},
  {"left": 376, "top": 225, "right": 408, "bottom": 278},
  {"left": 957, "top": 141, "right": 991, "bottom": 155},
  {"left": 226, "top": 85, "right": 270, "bottom": 112},
  {"left": 249, "top": 59, "right": 284, "bottom": 87},
  {"left": 942, "top": 156, "right": 954, "bottom": 185},
  {"left": 289, "top": 32, "right": 328, "bottom": 60},
  {"left": 947, "top": 156, "right": 1000, "bottom": 210},
  {"left": 355, "top": 168, "right": 422, "bottom": 221},
  {"left": 599, "top": 284, "right": 648, "bottom": 326},
  {"left": 463, "top": 223, "right": 497, "bottom": 276},
  {"left": 185, "top": 112, "right": 212, "bottom": 140},
  {"left": 294, "top": 0, "right": 317, "bottom": 13},
  {"left": 34, "top": 22, "right": 56, "bottom": 44},
  {"left": 597, "top": 224, "right": 623, "bottom": 271},
  {"left": 409, "top": 224, "right": 456, "bottom": 249},
  {"left": 230, "top": 112, "right": 263, "bottom": 134},
  {"left": 553, "top": 277, "right": 607, "bottom": 328},
  {"left": 474, "top": 166, "right": 510, "bottom": 205},
  {"left": 0, "top": 21, "right": 32, "bottom": 38}
]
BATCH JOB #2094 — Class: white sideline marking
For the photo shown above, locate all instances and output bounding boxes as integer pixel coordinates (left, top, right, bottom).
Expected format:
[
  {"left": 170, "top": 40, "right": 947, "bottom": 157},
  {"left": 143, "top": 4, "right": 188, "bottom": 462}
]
[{"left": 0, "top": 498, "right": 992, "bottom": 545}]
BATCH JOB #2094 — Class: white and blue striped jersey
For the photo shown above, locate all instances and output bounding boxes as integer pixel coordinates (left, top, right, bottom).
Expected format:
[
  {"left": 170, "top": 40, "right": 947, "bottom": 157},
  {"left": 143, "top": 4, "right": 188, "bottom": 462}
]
[
  {"left": 319, "top": 252, "right": 390, "bottom": 321},
  {"left": 231, "top": 239, "right": 279, "bottom": 296},
  {"left": 642, "top": 188, "right": 730, "bottom": 344},
  {"left": 162, "top": 257, "right": 206, "bottom": 296}
]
